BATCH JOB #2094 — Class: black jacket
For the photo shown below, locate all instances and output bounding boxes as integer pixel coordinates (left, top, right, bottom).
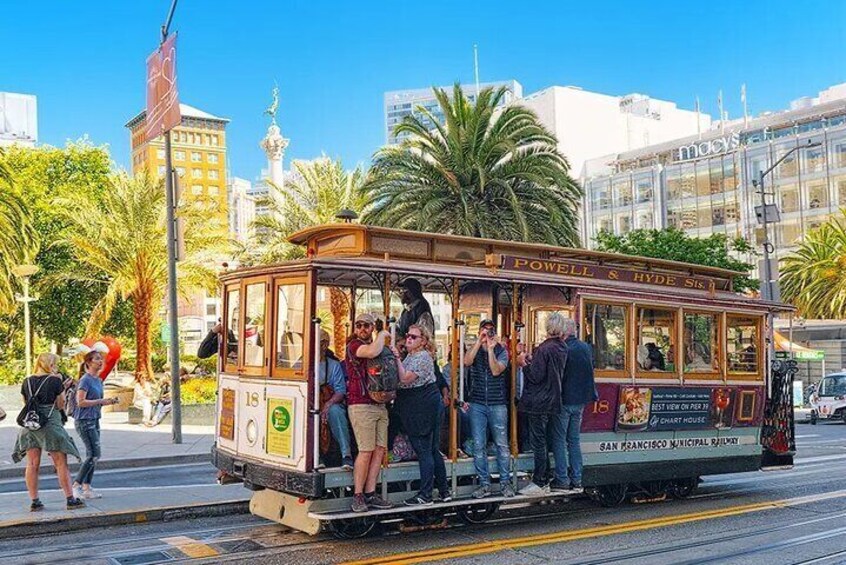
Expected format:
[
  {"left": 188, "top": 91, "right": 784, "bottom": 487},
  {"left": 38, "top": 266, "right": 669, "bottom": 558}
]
[
  {"left": 197, "top": 330, "right": 220, "bottom": 359},
  {"left": 562, "top": 336, "right": 599, "bottom": 405},
  {"left": 518, "top": 337, "right": 568, "bottom": 415}
]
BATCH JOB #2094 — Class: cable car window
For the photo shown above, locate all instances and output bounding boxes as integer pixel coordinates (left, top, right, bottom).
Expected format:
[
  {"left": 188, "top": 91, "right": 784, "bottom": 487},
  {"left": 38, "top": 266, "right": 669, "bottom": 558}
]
[
  {"left": 683, "top": 312, "right": 719, "bottom": 374},
  {"left": 315, "top": 286, "right": 351, "bottom": 358},
  {"left": 243, "top": 282, "right": 266, "bottom": 367},
  {"left": 727, "top": 316, "right": 760, "bottom": 375},
  {"left": 532, "top": 309, "right": 571, "bottom": 348},
  {"left": 636, "top": 307, "right": 677, "bottom": 373},
  {"left": 275, "top": 283, "right": 306, "bottom": 370},
  {"left": 224, "top": 286, "right": 239, "bottom": 368},
  {"left": 583, "top": 302, "right": 627, "bottom": 372}
]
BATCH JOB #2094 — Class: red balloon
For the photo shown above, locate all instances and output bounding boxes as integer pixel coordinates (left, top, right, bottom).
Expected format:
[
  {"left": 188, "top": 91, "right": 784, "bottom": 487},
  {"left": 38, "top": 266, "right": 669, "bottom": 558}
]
[{"left": 81, "top": 336, "right": 122, "bottom": 380}]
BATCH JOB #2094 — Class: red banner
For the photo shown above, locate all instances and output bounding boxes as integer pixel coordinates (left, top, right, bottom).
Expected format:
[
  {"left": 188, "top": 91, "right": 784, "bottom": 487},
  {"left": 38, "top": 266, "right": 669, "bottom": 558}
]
[{"left": 145, "top": 33, "right": 181, "bottom": 140}]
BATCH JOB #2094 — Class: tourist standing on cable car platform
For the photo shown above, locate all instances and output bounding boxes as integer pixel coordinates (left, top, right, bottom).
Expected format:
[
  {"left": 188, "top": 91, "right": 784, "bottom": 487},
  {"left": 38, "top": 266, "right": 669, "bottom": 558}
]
[{"left": 462, "top": 319, "right": 514, "bottom": 499}]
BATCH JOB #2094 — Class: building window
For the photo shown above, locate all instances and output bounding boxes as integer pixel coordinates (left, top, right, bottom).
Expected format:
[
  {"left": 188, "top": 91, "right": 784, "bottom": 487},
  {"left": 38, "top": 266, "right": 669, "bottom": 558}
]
[
  {"left": 192, "top": 169, "right": 202, "bottom": 179},
  {"left": 157, "top": 149, "right": 165, "bottom": 159},
  {"left": 808, "top": 182, "right": 828, "bottom": 209},
  {"left": 243, "top": 282, "right": 266, "bottom": 367},
  {"left": 174, "top": 150, "right": 185, "bottom": 161},
  {"left": 709, "top": 162, "right": 723, "bottom": 194},
  {"left": 779, "top": 184, "right": 799, "bottom": 213},
  {"left": 836, "top": 178, "right": 846, "bottom": 206},
  {"left": 683, "top": 312, "right": 719, "bottom": 374},
  {"left": 583, "top": 302, "right": 627, "bottom": 372},
  {"left": 712, "top": 206, "right": 725, "bottom": 226},
  {"left": 176, "top": 167, "right": 185, "bottom": 177},
  {"left": 727, "top": 316, "right": 760, "bottom": 375},
  {"left": 275, "top": 284, "right": 306, "bottom": 370},
  {"left": 725, "top": 202, "right": 739, "bottom": 224},
  {"left": 212, "top": 135, "right": 219, "bottom": 146},
  {"left": 779, "top": 221, "right": 802, "bottom": 246},
  {"left": 804, "top": 146, "right": 825, "bottom": 173},
  {"left": 613, "top": 180, "right": 632, "bottom": 207},
  {"left": 157, "top": 165, "right": 166, "bottom": 176},
  {"left": 205, "top": 134, "right": 212, "bottom": 145},
  {"left": 695, "top": 163, "right": 710, "bottom": 197},
  {"left": 208, "top": 185, "right": 220, "bottom": 196},
  {"left": 206, "top": 304, "right": 217, "bottom": 316},
  {"left": 181, "top": 132, "right": 188, "bottom": 142},
  {"left": 208, "top": 153, "right": 219, "bottom": 164},
  {"left": 636, "top": 307, "right": 677, "bottom": 374},
  {"left": 597, "top": 216, "right": 613, "bottom": 233},
  {"left": 191, "top": 152, "right": 202, "bottom": 162},
  {"left": 635, "top": 179, "right": 653, "bottom": 203},
  {"left": 192, "top": 185, "right": 203, "bottom": 195},
  {"left": 595, "top": 184, "right": 611, "bottom": 210},
  {"left": 777, "top": 150, "right": 798, "bottom": 178},
  {"left": 208, "top": 170, "right": 219, "bottom": 180},
  {"left": 680, "top": 207, "right": 697, "bottom": 230},
  {"left": 637, "top": 212, "right": 653, "bottom": 230},
  {"left": 833, "top": 143, "right": 846, "bottom": 169},
  {"left": 618, "top": 215, "right": 632, "bottom": 234}
]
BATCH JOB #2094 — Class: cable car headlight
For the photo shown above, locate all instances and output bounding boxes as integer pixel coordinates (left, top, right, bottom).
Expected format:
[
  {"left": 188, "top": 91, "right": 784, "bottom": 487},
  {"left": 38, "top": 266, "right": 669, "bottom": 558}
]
[{"left": 246, "top": 419, "right": 258, "bottom": 445}]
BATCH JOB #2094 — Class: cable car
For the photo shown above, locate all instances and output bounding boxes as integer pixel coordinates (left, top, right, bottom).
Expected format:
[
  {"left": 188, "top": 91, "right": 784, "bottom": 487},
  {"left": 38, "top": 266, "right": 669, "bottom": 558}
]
[{"left": 211, "top": 223, "right": 796, "bottom": 538}]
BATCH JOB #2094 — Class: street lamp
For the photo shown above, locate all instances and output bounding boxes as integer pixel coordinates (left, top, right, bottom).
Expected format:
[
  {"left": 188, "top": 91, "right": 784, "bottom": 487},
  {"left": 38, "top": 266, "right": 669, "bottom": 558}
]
[
  {"left": 752, "top": 140, "right": 822, "bottom": 302},
  {"left": 12, "top": 264, "right": 39, "bottom": 376}
]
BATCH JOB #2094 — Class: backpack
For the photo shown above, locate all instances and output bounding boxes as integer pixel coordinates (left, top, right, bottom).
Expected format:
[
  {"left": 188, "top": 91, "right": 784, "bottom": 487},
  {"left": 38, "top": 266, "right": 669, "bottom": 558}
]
[
  {"left": 364, "top": 347, "right": 399, "bottom": 404},
  {"left": 17, "top": 376, "right": 55, "bottom": 431},
  {"left": 65, "top": 381, "right": 78, "bottom": 418}
]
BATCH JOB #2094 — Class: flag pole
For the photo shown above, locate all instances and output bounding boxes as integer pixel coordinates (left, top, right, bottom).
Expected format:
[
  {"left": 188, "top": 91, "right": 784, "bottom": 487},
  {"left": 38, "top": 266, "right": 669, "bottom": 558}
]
[
  {"left": 742, "top": 83, "right": 749, "bottom": 129},
  {"left": 473, "top": 44, "right": 480, "bottom": 97},
  {"left": 695, "top": 96, "right": 702, "bottom": 140},
  {"left": 718, "top": 89, "right": 725, "bottom": 134}
]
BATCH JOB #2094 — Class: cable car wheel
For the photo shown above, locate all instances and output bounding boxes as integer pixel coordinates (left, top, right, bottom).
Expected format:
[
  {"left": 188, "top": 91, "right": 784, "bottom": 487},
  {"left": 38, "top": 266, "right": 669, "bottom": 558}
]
[
  {"left": 668, "top": 477, "right": 698, "bottom": 499},
  {"left": 404, "top": 508, "right": 447, "bottom": 527},
  {"left": 594, "top": 484, "right": 628, "bottom": 507},
  {"left": 329, "top": 516, "right": 377, "bottom": 539},
  {"left": 457, "top": 502, "right": 500, "bottom": 524}
]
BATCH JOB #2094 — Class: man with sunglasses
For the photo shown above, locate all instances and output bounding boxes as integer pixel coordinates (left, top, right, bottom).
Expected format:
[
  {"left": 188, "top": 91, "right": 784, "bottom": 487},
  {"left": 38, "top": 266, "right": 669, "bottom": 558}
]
[{"left": 343, "top": 313, "right": 393, "bottom": 513}]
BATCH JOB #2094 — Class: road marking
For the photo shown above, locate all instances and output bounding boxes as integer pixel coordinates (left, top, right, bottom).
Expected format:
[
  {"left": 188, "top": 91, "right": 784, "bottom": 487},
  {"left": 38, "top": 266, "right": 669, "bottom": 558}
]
[
  {"left": 795, "top": 454, "right": 846, "bottom": 464},
  {"left": 343, "top": 489, "right": 846, "bottom": 565},
  {"left": 161, "top": 535, "right": 219, "bottom": 559}
]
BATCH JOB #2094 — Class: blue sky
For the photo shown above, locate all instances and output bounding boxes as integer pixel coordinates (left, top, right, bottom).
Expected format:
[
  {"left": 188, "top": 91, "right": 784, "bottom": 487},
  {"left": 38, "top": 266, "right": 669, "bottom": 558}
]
[{"left": 2, "top": 1, "right": 845, "bottom": 181}]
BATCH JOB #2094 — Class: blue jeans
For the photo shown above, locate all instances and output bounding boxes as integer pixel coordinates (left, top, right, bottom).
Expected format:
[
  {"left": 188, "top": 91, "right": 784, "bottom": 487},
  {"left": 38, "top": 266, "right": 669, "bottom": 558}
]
[
  {"left": 558, "top": 405, "right": 585, "bottom": 486},
  {"left": 528, "top": 413, "right": 568, "bottom": 486},
  {"left": 74, "top": 418, "right": 101, "bottom": 486},
  {"left": 468, "top": 403, "right": 511, "bottom": 486},
  {"left": 407, "top": 404, "right": 448, "bottom": 500},
  {"left": 326, "top": 403, "right": 352, "bottom": 458}
]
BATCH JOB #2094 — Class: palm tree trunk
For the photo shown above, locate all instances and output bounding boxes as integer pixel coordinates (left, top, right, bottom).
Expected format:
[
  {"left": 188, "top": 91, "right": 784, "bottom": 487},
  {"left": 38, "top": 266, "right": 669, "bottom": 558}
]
[
  {"left": 329, "top": 287, "right": 349, "bottom": 359},
  {"left": 133, "top": 286, "right": 155, "bottom": 382}
]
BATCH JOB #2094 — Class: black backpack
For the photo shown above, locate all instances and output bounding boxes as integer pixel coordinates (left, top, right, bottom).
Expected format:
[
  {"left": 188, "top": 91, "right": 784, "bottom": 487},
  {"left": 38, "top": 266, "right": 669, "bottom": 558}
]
[
  {"left": 17, "top": 376, "right": 55, "bottom": 431},
  {"left": 364, "top": 347, "right": 399, "bottom": 404}
]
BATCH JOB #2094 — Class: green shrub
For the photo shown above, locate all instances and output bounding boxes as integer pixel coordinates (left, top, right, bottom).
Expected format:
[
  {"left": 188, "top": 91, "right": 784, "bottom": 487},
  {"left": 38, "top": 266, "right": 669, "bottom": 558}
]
[
  {"left": 180, "top": 377, "right": 217, "bottom": 405},
  {"left": 0, "top": 361, "right": 25, "bottom": 385},
  {"left": 151, "top": 355, "right": 167, "bottom": 374}
]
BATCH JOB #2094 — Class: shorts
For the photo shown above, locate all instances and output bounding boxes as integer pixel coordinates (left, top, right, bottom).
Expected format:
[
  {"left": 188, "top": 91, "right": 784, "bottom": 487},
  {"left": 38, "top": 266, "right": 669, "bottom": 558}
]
[{"left": 348, "top": 404, "right": 388, "bottom": 452}]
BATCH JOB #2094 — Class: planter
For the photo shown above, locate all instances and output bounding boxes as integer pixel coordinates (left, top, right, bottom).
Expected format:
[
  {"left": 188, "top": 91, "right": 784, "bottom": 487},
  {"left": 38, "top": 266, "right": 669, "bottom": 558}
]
[
  {"left": 127, "top": 403, "right": 215, "bottom": 426},
  {"left": 103, "top": 386, "right": 135, "bottom": 412}
]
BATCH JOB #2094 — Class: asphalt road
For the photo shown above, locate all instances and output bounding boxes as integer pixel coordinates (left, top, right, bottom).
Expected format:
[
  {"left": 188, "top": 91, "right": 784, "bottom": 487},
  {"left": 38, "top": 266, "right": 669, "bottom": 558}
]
[{"left": 2, "top": 420, "right": 845, "bottom": 565}]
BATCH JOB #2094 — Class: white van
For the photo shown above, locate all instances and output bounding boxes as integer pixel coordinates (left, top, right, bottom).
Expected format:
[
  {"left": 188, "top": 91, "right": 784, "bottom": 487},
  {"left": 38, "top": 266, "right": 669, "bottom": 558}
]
[{"left": 810, "top": 373, "right": 846, "bottom": 424}]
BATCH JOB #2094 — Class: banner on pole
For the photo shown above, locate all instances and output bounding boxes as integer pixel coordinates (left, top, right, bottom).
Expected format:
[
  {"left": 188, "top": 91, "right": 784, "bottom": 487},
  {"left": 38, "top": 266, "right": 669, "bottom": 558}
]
[{"left": 145, "top": 33, "right": 181, "bottom": 141}]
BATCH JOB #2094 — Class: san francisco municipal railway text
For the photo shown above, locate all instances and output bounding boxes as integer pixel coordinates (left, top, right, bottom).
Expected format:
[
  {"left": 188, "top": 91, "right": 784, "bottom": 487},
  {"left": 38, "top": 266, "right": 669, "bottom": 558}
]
[{"left": 597, "top": 436, "right": 741, "bottom": 453}]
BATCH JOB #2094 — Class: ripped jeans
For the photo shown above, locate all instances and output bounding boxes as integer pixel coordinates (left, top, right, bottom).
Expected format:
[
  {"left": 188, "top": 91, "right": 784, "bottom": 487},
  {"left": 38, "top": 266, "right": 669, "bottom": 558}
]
[
  {"left": 74, "top": 418, "right": 101, "bottom": 486},
  {"left": 468, "top": 403, "right": 511, "bottom": 486}
]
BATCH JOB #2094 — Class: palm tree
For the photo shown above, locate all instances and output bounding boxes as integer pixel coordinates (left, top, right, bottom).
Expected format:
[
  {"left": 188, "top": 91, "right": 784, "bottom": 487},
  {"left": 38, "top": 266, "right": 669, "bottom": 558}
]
[
  {"left": 362, "top": 83, "right": 583, "bottom": 246},
  {"left": 59, "top": 172, "right": 230, "bottom": 380},
  {"left": 781, "top": 212, "right": 846, "bottom": 319},
  {"left": 0, "top": 149, "right": 39, "bottom": 314},
  {"left": 248, "top": 157, "right": 366, "bottom": 348}
]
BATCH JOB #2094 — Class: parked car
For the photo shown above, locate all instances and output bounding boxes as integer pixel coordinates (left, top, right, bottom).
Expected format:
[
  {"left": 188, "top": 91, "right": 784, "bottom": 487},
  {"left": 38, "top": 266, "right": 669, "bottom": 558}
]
[{"left": 809, "top": 373, "right": 846, "bottom": 424}]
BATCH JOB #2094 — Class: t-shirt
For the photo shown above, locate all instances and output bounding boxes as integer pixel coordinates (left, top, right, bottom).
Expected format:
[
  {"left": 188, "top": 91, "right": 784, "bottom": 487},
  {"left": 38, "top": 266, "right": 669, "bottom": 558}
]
[
  {"left": 74, "top": 374, "right": 105, "bottom": 420},
  {"left": 318, "top": 357, "right": 347, "bottom": 395},
  {"left": 400, "top": 351, "right": 436, "bottom": 389},
  {"left": 343, "top": 338, "right": 373, "bottom": 406},
  {"left": 21, "top": 375, "right": 64, "bottom": 405}
]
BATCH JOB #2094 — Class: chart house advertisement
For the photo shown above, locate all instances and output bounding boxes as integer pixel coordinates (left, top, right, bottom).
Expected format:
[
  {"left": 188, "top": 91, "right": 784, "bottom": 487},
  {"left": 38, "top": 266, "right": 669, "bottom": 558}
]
[
  {"left": 615, "top": 386, "right": 738, "bottom": 432},
  {"left": 266, "top": 398, "right": 295, "bottom": 458}
]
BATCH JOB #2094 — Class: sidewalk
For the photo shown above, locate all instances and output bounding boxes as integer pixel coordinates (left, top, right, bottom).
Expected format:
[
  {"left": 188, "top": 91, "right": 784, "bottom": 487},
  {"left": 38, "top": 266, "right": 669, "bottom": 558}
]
[
  {"left": 0, "top": 411, "right": 215, "bottom": 479},
  {"left": 0, "top": 483, "right": 250, "bottom": 539}
]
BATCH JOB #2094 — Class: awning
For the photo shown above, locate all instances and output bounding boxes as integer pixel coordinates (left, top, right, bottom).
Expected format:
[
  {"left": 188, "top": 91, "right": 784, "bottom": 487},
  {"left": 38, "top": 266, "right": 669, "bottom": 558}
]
[{"left": 774, "top": 331, "right": 825, "bottom": 360}]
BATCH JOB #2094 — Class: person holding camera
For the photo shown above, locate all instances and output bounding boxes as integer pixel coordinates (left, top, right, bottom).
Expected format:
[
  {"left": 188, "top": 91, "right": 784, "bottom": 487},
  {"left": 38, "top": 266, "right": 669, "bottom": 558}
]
[
  {"left": 462, "top": 319, "right": 514, "bottom": 499},
  {"left": 72, "top": 350, "right": 119, "bottom": 500}
]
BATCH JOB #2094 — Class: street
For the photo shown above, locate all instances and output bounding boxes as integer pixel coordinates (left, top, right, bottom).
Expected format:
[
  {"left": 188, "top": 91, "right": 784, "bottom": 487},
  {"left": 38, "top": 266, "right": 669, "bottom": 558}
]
[{"left": 1, "top": 422, "right": 844, "bottom": 565}]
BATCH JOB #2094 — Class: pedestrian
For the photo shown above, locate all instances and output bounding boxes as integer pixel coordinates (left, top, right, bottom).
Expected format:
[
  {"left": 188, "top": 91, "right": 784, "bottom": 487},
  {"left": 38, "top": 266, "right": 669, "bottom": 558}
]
[
  {"left": 560, "top": 318, "right": 598, "bottom": 493},
  {"left": 462, "top": 319, "right": 514, "bottom": 498},
  {"left": 517, "top": 313, "right": 570, "bottom": 496},
  {"left": 392, "top": 324, "right": 450, "bottom": 506},
  {"left": 343, "top": 313, "right": 393, "bottom": 512},
  {"left": 317, "top": 329, "right": 353, "bottom": 470},
  {"left": 12, "top": 353, "right": 85, "bottom": 511},
  {"left": 72, "top": 350, "right": 119, "bottom": 500}
]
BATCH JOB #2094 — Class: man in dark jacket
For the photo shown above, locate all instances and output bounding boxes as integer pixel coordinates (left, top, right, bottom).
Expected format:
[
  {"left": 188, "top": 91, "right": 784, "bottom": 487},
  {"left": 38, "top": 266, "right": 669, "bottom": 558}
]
[
  {"left": 560, "top": 318, "right": 598, "bottom": 493},
  {"left": 517, "top": 312, "right": 570, "bottom": 495},
  {"left": 396, "top": 278, "right": 434, "bottom": 339}
]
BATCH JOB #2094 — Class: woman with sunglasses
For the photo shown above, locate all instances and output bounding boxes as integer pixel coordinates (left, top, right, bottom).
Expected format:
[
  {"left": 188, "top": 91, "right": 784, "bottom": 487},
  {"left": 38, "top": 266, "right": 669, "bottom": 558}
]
[{"left": 392, "top": 324, "right": 450, "bottom": 506}]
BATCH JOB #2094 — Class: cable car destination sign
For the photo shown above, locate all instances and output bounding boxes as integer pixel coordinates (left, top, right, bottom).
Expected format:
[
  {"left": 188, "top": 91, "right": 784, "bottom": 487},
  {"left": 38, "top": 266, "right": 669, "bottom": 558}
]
[{"left": 496, "top": 255, "right": 724, "bottom": 292}]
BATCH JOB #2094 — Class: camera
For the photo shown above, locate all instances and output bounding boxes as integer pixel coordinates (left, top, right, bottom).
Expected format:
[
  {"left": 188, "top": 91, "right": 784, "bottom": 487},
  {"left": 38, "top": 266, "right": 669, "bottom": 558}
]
[{"left": 486, "top": 328, "right": 495, "bottom": 338}]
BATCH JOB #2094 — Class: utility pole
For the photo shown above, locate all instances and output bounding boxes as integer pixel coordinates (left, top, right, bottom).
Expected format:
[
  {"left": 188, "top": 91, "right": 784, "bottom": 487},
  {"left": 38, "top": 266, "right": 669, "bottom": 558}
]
[
  {"left": 161, "top": 0, "right": 182, "bottom": 444},
  {"left": 13, "top": 265, "right": 39, "bottom": 376}
]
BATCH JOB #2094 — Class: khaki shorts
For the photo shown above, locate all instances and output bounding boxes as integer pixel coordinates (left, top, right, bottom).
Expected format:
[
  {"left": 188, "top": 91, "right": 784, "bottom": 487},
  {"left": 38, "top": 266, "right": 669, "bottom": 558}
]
[{"left": 348, "top": 404, "right": 388, "bottom": 452}]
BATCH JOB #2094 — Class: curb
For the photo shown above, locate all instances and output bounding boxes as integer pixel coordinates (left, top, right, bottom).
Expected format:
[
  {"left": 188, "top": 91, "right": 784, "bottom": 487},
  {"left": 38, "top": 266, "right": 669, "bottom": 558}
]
[
  {"left": 0, "top": 499, "right": 250, "bottom": 540},
  {"left": 0, "top": 453, "right": 211, "bottom": 480}
]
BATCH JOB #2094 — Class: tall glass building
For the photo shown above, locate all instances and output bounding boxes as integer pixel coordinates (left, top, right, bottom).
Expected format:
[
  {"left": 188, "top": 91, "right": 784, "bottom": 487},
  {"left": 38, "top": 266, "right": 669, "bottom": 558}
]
[
  {"left": 383, "top": 80, "right": 522, "bottom": 145},
  {"left": 581, "top": 84, "right": 846, "bottom": 269}
]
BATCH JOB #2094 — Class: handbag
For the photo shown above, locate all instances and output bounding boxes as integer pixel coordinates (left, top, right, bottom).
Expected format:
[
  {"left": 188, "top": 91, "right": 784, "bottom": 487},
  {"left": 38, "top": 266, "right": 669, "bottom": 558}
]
[{"left": 16, "top": 377, "right": 55, "bottom": 431}]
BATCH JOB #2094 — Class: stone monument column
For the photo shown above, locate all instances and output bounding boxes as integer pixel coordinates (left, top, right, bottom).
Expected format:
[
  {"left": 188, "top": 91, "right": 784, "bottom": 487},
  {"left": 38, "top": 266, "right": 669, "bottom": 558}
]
[{"left": 259, "top": 86, "right": 289, "bottom": 188}]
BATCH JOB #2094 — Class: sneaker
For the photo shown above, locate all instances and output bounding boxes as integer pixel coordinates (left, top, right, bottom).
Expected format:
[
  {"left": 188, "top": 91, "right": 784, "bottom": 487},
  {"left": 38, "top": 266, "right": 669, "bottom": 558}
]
[
  {"left": 501, "top": 483, "right": 516, "bottom": 498},
  {"left": 404, "top": 494, "right": 433, "bottom": 507},
  {"left": 471, "top": 485, "right": 491, "bottom": 499},
  {"left": 518, "top": 482, "right": 546, "bottom": 497},
  {"left": 439, "top": 490, "right": 453, "bottom": 503},
  {"left": 568, "top": 484, "right": 584, "bottom": 494},
  {"left": 66, "top": 498, "right": 86, "bottom": 510},
  {"left": 365, "top": 492, "right": 392, "bottom": 509},
  {"left": 30, "top": 499, "right": 44, "bottom": 512},
  {"left": 72, "top": 484, "right": 83, "bottom": 500},
  {"left": 82, "top": 489, "right": 102, "bottom": 499},
  {"left": 549, "top": 480, "right": 570, "bottom": 492},
  {"left": 341, "top": 456, "right": 354, "bottom": 470},
  {"left": 351, "top": 493, "right": 368, "bottom": 513}
]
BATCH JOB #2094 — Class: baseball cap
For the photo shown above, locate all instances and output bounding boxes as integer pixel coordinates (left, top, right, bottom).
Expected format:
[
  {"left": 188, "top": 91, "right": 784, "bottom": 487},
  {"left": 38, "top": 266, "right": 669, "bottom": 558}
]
[
  {"left": 319, "top": 329, "right": 330, "bottom": 342},
  {"left": 355, "top": 312, "right": 376, "bottom": 326},
  {"left": 479, "top": 318, "right": 495, "bottom": 328}
]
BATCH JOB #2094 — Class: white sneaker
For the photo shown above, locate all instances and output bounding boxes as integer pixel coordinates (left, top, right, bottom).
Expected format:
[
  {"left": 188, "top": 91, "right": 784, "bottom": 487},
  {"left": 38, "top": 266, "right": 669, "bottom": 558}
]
[
  {"left": 518, "top": 482, "right": 546, "bottom": 497},
  {"left": 82, "top": 489, "right": 102, "bottom": 499},
  {"left": 72, "top": 484, "right": 83, "bottom": 500}
]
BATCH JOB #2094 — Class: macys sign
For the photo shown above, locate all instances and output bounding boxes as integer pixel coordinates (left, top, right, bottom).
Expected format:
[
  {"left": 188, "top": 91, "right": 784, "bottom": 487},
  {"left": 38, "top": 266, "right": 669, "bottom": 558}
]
[{"left": 677, "top": 132, "right": 740, "bottom": 162}]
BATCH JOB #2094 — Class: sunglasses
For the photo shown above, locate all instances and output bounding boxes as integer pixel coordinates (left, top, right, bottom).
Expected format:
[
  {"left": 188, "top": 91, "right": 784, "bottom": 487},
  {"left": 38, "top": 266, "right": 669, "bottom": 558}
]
[
  {"left": 355, "top": 322, "right": 373, "bottom": 329},
  {"left": 406, "top": 334, "right": 423, "bottom": 341}
]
